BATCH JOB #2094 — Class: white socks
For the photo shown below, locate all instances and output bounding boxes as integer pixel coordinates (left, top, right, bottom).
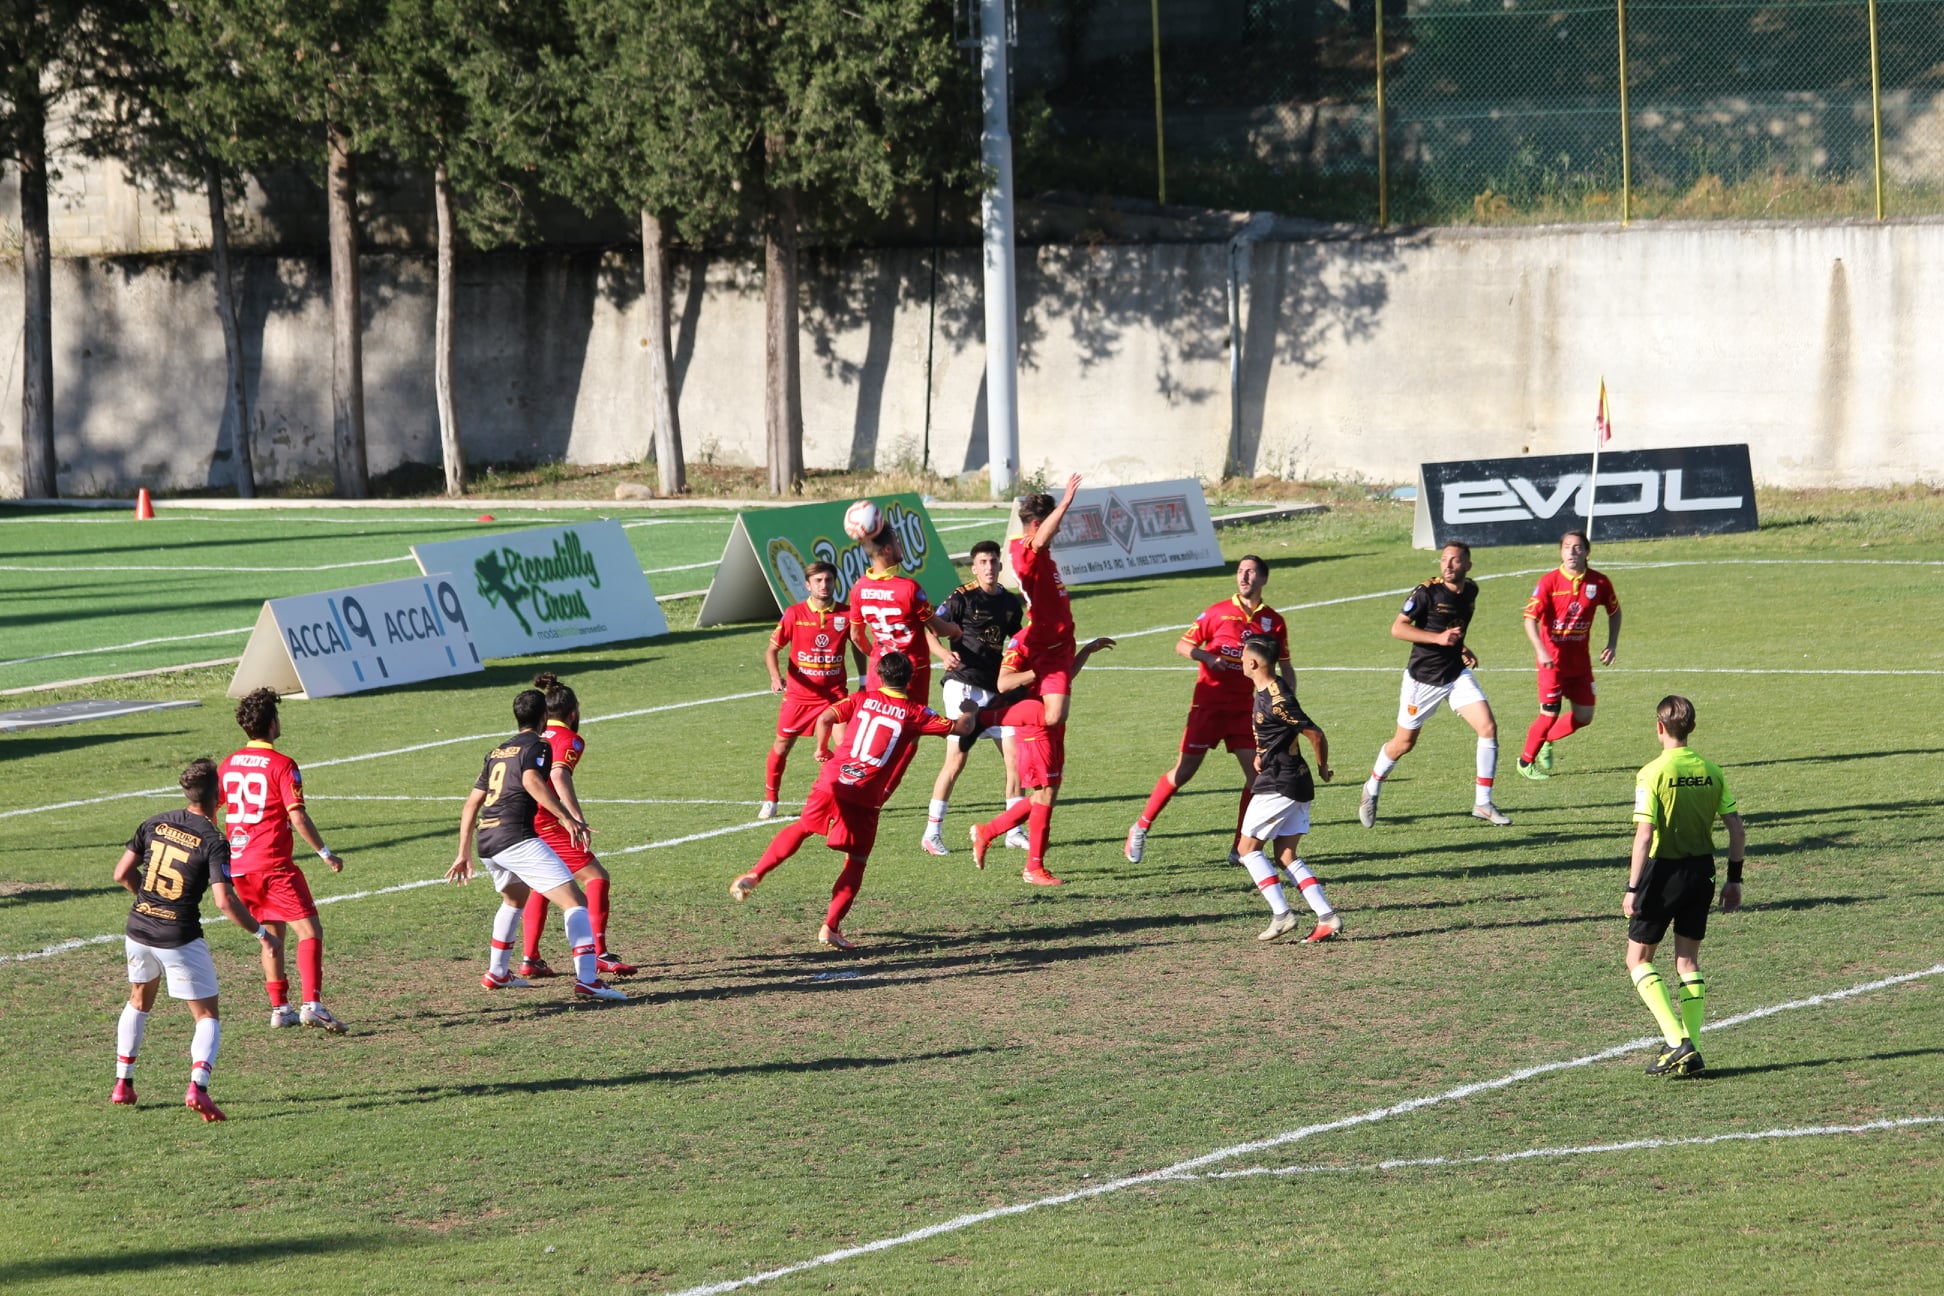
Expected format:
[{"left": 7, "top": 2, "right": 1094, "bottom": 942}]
[
  {"left": 116, "top": 1005, "right": 149, "bottom": 1078},
  {"left": 563, "top": 905, "right": 598, "bottom": 984},
  {"left": 490, "top": 902, "right": 522, "bottom": 976},
  {"left": 1238, "top": 851, "right": 1291, "bottom": 916},
  {"left": 926, "top": 799, "right": 949, "bottom": 836},
  {"left": 1288, "top": 859, "right": 1336, "bottom": 919},
  {"left": 1476, "top": 738, "right": 1498, "bottom": 805},
  {"left": 190, "top": 1017, "right": 220, "bottom": 1087},
  {"left": 1364, "top": 750, "right": 1399, "bottom": 797}
]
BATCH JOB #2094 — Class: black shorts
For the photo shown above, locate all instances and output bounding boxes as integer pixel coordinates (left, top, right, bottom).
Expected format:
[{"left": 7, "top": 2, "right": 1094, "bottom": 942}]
[{"left": 1629, "top": 855, "right": 1715, "bottom": 945}]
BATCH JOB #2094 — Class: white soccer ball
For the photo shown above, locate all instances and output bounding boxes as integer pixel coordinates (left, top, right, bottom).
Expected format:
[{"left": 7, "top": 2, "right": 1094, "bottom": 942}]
[{"left": 843, "top": 499, "right": 883, "bottom": 541}]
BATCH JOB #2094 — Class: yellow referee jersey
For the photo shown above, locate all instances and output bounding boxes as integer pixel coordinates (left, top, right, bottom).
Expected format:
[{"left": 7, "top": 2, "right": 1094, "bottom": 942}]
[{"left": 1633, "top": 746, "right": 1738, "bottom": 860}]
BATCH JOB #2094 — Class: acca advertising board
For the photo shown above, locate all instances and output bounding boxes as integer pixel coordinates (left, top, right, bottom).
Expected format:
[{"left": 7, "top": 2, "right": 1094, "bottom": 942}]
[
  {"left": 1412, "top": 444, "right": 1759, "bottom": 549},
  {"left": 695, "top": 494, "right": 956, "bottom": 627},
  {"left": 410, "top": 520, "right": 668, "bottom": 659},
  {"left": 1004, "top": 478, "right": 1225, "bottom": 588},
  {"left": 227, "top": 575, "right": 482, "bottom": 699}
]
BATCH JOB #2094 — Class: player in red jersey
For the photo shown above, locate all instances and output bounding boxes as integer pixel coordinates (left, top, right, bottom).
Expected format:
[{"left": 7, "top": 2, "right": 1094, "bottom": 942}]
[
  {"left": 761, "top": 561, "right": 864, "bottom": 820},
  {"left": 217, "top": 688, "right": 349, "bottom": 1034},
  {"left": 967, "top": 635, "right": 1116, "bottom": 884},
  {"left": 1517, "top": 530, "right": 1623, "bottom": 779},
  {"left": 1123, "top": 556, "right": 1292, "bottom": 865},
  {"left": 729, "top": 652, "right": 970, "bottom": 948},
  {"left": 1005, "top": 475, "right": 1083, "bottom": 727},
  {"left": 847, "top": 516, "right": 960, "bottom": 799},
  {"left": 514, "top": 673, "right": 638, "bottom": 981}
]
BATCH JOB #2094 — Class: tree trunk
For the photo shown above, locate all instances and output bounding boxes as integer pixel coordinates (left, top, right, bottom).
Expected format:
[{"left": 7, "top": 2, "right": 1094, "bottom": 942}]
[
  {"left": 326, "top": 121, "right": 369, "bottom": 498},
  {"left": 206, "top": 160, "right": 254, "bottom": 499},
  {"left": 16, "top": 89, "right": 56, "bottom": 499},
  {"left": 763, "top": 140, "right": 803, "bottom": 497},
  {"left": 641, "top": 208, "right": 685, "bottom": 496},
  {"left": 434, "top": 160, "right": 464, "bottom": 497}
]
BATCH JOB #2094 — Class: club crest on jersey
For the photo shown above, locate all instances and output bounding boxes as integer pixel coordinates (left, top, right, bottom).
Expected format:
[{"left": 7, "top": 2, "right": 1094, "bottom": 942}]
[
  {"left": 1402, "top": 598, "right": 1417, "bottom": 613},
  {"left": 1585, "top": 584, "right": 1599, "bottom": 598}
]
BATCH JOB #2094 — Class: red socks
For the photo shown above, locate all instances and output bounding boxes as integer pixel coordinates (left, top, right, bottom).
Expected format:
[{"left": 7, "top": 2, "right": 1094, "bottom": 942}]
[
  {"left": 521, "top": 890, "right": 549, "bottom": 962},
  {"left": 1547, "top": 709, "right": 1583, "bottom": 743},
  {"left": 1027, "top": 802, "right": 1053, "bottom": 869},
  {"left": 826, "top": 856, "right": 866, "bottom": 928},
  {"left": 752, "top": 821, "right": 813, "bottom": 880},
  {"left": 983, "top": 799, "right": 1033, "bottom": 838},
  {"left": 1524, "top": 710, "right": 1584, "bottom": 762},
  {"left": 583, "top": 875, "right": 611, "bottom": 954},
  {"left": 296, "top": 937, "right": 322, "bottom": 1003},
  {"left": 765, "top": 748, "right": 787, "bottom": 800},
  {"left": 265, "top": 978, "right": 289, "bottom": 1009},
  {"left": 1138, "top": 775, "right": 1177, "bottom": 829}
]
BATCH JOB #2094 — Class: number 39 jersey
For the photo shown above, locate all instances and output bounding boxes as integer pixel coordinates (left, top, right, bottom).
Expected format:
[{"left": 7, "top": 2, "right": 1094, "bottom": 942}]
[
  {"left": 217, "top": 741, "right": 304, "bottom": 876},
  {"left": 472, "top": 731, "right": 552, "bottom": 856},
  {"left": 124, "top": 809, "right": 231, "bottom": 949},
  {"left": 820, "top": 687, "right": 952, "bottom": 806}
]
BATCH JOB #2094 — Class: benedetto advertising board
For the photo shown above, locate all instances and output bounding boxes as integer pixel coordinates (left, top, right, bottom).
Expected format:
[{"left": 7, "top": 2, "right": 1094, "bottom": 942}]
[
  {"left": 1412, "top": 444, "right": 1759, "bottom": 549},
  {"left": 227, "top": 575, "right": 483, "bottom": 699},
  {"left": 1004, "top": 478, "right": 1225, "bottom": 588},
  {"left": 696, "top": 494, "right": 956, "bottom": 627},
  {"left": 410, "top": 521, "right": 669, "bottom": 659}
]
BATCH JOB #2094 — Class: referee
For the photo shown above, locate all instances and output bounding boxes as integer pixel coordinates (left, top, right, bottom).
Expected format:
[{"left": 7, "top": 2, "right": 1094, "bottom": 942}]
[{"left": 1624, "top": 695, "right": 1746, "bottom": 1078}]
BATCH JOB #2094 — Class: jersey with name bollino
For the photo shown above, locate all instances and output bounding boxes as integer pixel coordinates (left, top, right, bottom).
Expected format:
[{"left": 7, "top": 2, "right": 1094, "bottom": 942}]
[
  {"left": 124, "top": 809, "right": 232, "bottom": 949},
  {"left": 819, "top": 688, "right": 953, "bottom": 807}
]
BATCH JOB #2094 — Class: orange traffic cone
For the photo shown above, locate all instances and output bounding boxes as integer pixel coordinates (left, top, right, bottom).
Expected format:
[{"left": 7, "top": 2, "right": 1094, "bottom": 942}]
[{"left": 135, "top": 488, "right": 155, "bottom": 520}]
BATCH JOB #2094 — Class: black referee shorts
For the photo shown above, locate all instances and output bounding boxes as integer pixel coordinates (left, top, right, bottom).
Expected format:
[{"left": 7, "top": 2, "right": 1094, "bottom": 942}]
[{"left": 1629, "top": 855, "right": 1716, "bottom": 945}]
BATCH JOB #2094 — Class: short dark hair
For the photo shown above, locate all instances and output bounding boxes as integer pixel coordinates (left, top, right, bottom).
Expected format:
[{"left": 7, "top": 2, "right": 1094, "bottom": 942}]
[
  {"left": 180, "top": 758, "right": 219, "bottom": 809},
  {"left": 532, "top": 672, "right": 578, "bottom": 721},
  {"left": 1237, "top": 554, "right": 1270, "bottom": 578},
  {"left": 805, "top": 560, "right": 838, "bottom": 581},
  {"left": 969, "top": 539, "right": 1002, "bottom": 562},
  {"left": 235, "top": 687, "right": 279, "bottom": 740},
  {"left": 1657, "top": 695, "right": 1696, "bottom": 741},
  {"left": 876, "top": 651, "right": 914, "bottom": 689},
  {"left": 512, "top": 687, "right": 547, "bottom": 729},
  {"left": 1561, "top": 529, "right": 1590, "bottom": 549},
  {"left": 1241, "top": 636, "right": 1279, "bottom": 668},
  {"left": 1018, "top": 493, "right": 1057, "bottom": 525},
  {"left": 1442, "top": 540, "right": 1472, "bottom": 558}
]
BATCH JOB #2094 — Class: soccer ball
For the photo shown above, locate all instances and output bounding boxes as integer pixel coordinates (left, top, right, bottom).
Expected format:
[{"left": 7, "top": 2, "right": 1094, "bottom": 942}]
[{"left": 843, "top": 499, "right": 883, "bottom": 541}]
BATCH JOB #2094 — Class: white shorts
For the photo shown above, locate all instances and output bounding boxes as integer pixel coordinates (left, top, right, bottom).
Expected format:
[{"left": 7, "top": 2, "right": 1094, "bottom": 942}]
[
  {"left": 1395, "top": 668, "right": 1488, "bottom": 731},
  {"left": 943, "top": 678, "right": 1010, "bottom": 742},
  {"left": 125, "top": 937, "right": 219, "bottom": 1001},
  {"left": 1241, "top": 793, "right": 1311, "bottom": 843},
  {"left": 484, "top": 838, "right": 575, "bottom": 896}
]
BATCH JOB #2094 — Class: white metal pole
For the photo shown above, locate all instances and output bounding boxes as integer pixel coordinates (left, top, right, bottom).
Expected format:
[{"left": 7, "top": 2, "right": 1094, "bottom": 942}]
[{"left": 979, "top": 0, "right": 1019, "bottom": 498}]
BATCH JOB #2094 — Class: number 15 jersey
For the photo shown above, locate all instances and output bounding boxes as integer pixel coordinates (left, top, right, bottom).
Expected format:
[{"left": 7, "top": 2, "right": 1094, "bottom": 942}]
[{"left": 217, "top": 740, "right": 304, "bottom": 877}]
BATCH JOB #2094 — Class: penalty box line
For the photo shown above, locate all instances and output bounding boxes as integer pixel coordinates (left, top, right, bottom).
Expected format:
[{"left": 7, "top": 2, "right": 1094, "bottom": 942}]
[{"left": 663, "top": 962, "right": 1944, "bottom": 1296}]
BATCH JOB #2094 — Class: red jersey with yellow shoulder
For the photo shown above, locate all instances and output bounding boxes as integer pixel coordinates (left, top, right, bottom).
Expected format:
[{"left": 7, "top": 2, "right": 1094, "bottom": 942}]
[
  {"left": 1182, "top": 597, "right": 1290, "bottom": 710},
  {"left": 848, "top": 568, "right": 933, "bottom": 684},
  {"left": 532, "top": 719, "right": 585, "bottom": 840},
  {"left": 818, "top": 687, "right": 953, "bottom": 807},
  {"left": 1008, "top": 536, "right": 1076, "bottom": 658},
  {"left": 770, "top": 599, "right": 852, "bottom": 701},
  {"left": 217, "top": 740, "right": 303, "bottom": 876},
  {"left": 1523, "top": 567, "right": 1620, "bottom": 670}
]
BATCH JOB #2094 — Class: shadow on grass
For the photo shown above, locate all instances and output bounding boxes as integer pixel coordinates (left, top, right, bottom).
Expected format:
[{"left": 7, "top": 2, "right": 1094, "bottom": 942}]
[
  {"left": 1696, "top": 1046, "right": 1944, "bottom": 1080},
  {"left": 11, "top": 1233, "right": 397, "bottom": 1282},
  {"left": 0, "top": 884, "right": 117, "bottom": 906}
]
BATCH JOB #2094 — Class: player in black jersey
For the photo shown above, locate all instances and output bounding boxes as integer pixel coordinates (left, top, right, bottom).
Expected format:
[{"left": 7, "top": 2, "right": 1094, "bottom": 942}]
[
  {"left": 920, "top": 540, "right": 1029, "bottom": 855},
  {"left": 1236, "top": 639, "right": 1342, "bottom": 942},
  {"left": 446, "top": 686, "right": 627, "bottom": 1001},
  {"left": 1359, "top": 542, "right": 1511, "bottom": 828},
  {"left": 111, "top": 758, "right": 280, "bottom": 1121}
]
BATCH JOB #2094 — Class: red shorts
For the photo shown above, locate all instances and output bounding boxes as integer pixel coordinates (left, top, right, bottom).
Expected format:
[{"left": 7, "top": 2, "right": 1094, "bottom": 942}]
[
  {"left": 231, "top": 864, "right": 318, "bottom": 923},
  {"left": 797, "top": 780, "right": 882, "bottom": 856},
  {"left": 777, "top": 692, "right": 841, "bottom": 738},
  {"left": 1536, "top": 666, "right": 1597, "bottom": 708},
  {"left": 1024, "top": 644, "right": 1076, "bottom": 698},
  {"left": 536, "top": 824, "right": 595, "bottom": 873},
  {"left": 1014, "top": 726, "right": 1065, "bottom": 789},
  {"left": 1180, "top": 702, "right": 1255, "bottom": 754}
]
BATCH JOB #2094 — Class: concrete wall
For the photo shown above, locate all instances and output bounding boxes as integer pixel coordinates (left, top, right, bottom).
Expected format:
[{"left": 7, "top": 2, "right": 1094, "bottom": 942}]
[{"left": 4, "top": 218, "right": 1941, "bottom": 496}]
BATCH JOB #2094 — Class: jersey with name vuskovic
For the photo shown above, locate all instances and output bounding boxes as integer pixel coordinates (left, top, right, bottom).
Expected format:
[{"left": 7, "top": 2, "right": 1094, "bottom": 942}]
[
  {"left": 1633, "top": 746, "right": 1738, "bottom": 862},
  {"left": 124, "top": 809, "right": 231, "bottom": 949},
  {"left": 1401, "top": 577, "right": 1478, "bottom": 685},
  {"left": 473, "top": 731, "right": 552, "bottom": 856},
  {"left": 1250, "top": 679, "right": 1317, "bottom": 801},
  {"left": 941, "top": 583, "right": 1024, "bottom": 692}
]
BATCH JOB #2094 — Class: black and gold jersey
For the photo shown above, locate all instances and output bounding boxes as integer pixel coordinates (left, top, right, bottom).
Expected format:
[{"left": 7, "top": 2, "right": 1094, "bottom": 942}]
[
  {"left": 124, "top": 809, "right": 231, "bottom": 949},
  {"left": 473, "top": 731, "right": 551, "bottom": 856},
  {"left": 941, "top": 582, "right": 1025, "bottom": 692},
  {"left": 1250, "top": 679, "right": 1317, "bottom": 801},
  {"left": 1401, "top": 577, "right": 1478, "bottom": 685}
]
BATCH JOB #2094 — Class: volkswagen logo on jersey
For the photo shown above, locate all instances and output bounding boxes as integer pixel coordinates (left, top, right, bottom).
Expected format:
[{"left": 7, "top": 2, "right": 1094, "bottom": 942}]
[{"left": 815, "top": 633, "right": 831, "bottom": 648}]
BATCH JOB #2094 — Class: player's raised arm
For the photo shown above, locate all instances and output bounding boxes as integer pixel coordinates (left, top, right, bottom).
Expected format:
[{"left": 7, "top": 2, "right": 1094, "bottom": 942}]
[
  {"left": 1024, "top": 473, "right": 1083, "bottom": 550},
  {"left": 448, "top": 787, "right": 488, "bottom": 882},
  {"left": 1072, "top": 636, "right": 1116, "bottom": 674}
]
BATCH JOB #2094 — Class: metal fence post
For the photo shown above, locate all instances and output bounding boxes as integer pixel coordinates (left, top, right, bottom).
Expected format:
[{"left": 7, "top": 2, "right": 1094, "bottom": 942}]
[
  {"left": 1616, "top": 0, "right": 1633, "bottom": 225},
  {"left": 1151, "top": 0, "right": 1167, "bottom": 204},
  {"left": 1376, "top": 0, "right": 1389, "bottom": 228},
  {"left": 1868, "top": 0, "right": 1885, "bottom": 220}
]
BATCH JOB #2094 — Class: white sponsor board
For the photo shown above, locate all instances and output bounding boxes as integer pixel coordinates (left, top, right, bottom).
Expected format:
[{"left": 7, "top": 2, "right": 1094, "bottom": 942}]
[
  {"left": 227, "top": 575, "right": 483, "bottom": 699},
  {"left": 1002, "top": 478, "right": 1225, "bottom": 588},
  {"left": 411, "top": 521, "right": 668, "bottom": 658}
]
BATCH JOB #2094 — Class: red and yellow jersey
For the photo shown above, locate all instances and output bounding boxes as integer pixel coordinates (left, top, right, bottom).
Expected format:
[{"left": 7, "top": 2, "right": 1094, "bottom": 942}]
[
  {"left": 770, "top": 600, "right": 852, "bottom": 699},
  {"left": 817, "top": 687, "right": 952, "bottom": 807},
  {"left": 1524, "top": 567, "right": 1619, "bottom": 654},
  {"left": 848, "top": 569, "right": 933, "bottom": 666},
  {"left": 217, "top": 740, "right": 303, "bottom": 875},
  {"left": 532, "top": 720, "right": 585, "bottom": 837},
  {"left": 1182, "top": 597, "right": 1289, "bottom": 704},
  {"left": 1008, "top": 536, "right": 1076, "bottom": 657}
]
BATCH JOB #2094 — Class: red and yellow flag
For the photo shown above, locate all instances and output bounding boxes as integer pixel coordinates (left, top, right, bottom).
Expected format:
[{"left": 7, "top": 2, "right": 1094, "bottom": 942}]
[{"left": 1595, "top": 379, "right": 1613, "bottom": 446}]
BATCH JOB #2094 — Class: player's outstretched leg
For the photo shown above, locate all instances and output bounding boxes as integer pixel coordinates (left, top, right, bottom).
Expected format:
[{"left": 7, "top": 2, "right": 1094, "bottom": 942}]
[
  {"left": 971, "top": 800, "right": 1031, "bottom": 871},
  {"left": 1022, "top": 801, "right": 1062, "bottom": 886},
  {"left": 1361, "top": 747, "right": 1399, "bottom": 827},
  {"left": 734, "top": 821, "right": 814, "bottom": 899}
]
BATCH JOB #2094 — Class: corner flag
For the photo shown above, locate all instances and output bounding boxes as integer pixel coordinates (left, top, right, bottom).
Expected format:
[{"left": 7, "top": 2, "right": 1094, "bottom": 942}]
[{"left": 1596, "top": 379, "right": 1613, "bottom": 446}]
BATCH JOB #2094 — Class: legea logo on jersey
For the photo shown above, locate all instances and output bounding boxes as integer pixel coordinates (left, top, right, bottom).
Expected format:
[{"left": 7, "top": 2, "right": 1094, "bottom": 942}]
[{"left": 473, "top": 531, "right": 602, "bottom": 634}]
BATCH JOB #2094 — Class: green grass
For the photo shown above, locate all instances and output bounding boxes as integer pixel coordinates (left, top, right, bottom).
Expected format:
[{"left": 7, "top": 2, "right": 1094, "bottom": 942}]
[{"left": 2, "top": 489, "right": 1941, "bottom": 1294}]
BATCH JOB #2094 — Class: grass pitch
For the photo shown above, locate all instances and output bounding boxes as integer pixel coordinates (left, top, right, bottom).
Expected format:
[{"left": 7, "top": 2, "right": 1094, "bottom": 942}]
[{"left": 1, "top": 488, "right": 1940, "bottom": 1294}]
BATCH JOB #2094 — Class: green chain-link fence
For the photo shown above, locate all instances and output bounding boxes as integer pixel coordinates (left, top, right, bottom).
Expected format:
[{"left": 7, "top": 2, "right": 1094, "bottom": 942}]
[{"left": 1011, "top": 0, "right": 1944, "bottom": 223}]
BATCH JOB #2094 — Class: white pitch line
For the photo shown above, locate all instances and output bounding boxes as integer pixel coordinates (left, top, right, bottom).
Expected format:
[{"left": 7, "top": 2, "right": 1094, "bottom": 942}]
[
  {"left": 0, "top": 626, "right": 254, "bottom": 670},
  {"left": 662, "top": 962, "right": 1944, "bottom": 1296},
  {"left": 0, "top": 557, "right": 416, "bottom": 574},
  {"left": 611, "top": 820, "right": 776, "bottom": 854},
  {"left": 1187, "top": 1116, "right": 1944, "bottom": 1182},
  {"left": 305, "top": 795, "right": 770, "bottom": 807},
  {"left": 1087, "top": 665, "right": 1944, "bottom": 677},
  {"left": 643, "top": 560, "right": 721, "bottom": 575}
]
